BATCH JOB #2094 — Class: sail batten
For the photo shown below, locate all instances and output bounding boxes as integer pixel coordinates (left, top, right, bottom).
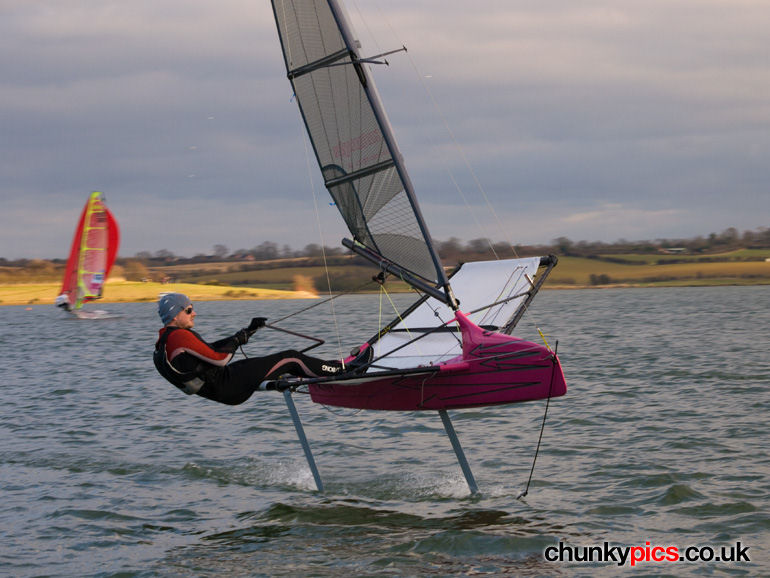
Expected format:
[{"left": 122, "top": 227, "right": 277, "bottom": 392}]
[
  {"left": 272, "top": 0, "right": 454, "bottom": 305},
  {"left": 324, "top": 159, "right": 395, "bottom": 188},
  {"left": 287, "top": 48, "right": 350, "bottom": 79}
]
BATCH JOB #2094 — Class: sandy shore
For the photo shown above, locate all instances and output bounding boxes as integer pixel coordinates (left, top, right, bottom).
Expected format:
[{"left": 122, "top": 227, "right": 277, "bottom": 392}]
[{"left": 0, "top": 281, "right": 317, "bottom": 306}]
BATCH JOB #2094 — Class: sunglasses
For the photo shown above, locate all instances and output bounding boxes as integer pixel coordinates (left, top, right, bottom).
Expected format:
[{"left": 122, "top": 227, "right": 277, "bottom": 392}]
[{"left": 183, "top": 306, "right": 194, "bottom": 315}]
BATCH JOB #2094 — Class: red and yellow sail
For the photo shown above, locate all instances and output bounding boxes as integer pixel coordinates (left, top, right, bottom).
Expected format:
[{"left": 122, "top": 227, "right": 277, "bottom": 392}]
[{"left": 57, "top": 192, "right": 120, "bottom": 311}]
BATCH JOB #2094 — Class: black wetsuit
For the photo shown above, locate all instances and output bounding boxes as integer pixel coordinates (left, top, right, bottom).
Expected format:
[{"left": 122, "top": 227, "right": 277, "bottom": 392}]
[{"left": 154, "top": 327, "right": 343, "bottom": 405}]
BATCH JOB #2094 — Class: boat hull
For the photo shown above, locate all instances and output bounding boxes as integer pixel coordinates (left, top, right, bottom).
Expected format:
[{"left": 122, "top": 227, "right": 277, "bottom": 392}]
[
  {"left": 309, "top": 338, "right": 566, "bottom": 411},
  {"left": 69, "top": 309, "right": 123, "bottom": 320}
]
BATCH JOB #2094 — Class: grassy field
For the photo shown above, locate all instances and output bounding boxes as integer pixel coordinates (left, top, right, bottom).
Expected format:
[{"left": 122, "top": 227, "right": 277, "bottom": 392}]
[
  {"left": 152, "top": 261, "right": 412, "bottom": 293},
  {"left": 3, "top": 250, "right": 769, "bottom": 305},
  {"left": 549, "top": 255, "right": 770, "bottom": 286},
  {"left": 0, "top": 281, "right": 316, "bottom": 306},
  {"left": 176, "top": 265, "right": 374, "bottom": 290},
  {"left": 595, "top": 248, "right": 770, "bottom": 264},
  {"left": 149, "top": 250, "right": 770, "bottom": 290},
  {"left": 165, "top": 255, "right": 770, "bottom": 289}
]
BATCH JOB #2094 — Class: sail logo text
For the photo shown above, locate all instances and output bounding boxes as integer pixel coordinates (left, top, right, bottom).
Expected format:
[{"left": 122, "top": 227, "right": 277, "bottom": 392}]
[
  {"left": 332, "top": 129, "right": 381, "bottom": 159},
  {"left": 543, "top": 541, "right": 750, "bottom": 567}
]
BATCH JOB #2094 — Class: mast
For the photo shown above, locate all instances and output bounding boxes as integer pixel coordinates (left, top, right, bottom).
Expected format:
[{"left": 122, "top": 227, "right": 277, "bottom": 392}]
[{"left": 271, "top": 0, "right": 458, "bottom": 308}]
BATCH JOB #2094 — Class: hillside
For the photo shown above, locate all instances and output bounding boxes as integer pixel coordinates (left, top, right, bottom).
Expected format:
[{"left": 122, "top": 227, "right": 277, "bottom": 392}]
[
  {"left": 0, "top": 281, "right": 315, "bottom": 307},
  {"left": 2, "top": 246, "right": 770, "bottom": 306},
  {"left": 548, "top": 251, "right": 770, "bottom": 287},
  {"left": 146, "top": 249, "right": 770, "bottom": 291}
]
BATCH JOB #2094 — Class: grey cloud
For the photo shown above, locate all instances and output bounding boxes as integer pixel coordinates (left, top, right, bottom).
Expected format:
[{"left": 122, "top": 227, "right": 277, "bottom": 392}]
[{"left": 1, "top": 0, "right": 768, "bottom": 259}]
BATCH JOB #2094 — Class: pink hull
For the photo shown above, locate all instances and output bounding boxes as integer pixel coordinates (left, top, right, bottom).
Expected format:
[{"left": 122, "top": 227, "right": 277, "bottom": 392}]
[{"left": 309, "top": 312, "right": 566, "bottom": 411}]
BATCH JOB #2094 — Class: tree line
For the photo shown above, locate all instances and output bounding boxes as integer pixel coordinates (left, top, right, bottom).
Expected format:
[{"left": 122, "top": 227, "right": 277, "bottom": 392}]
[
  {"left": 129, "top": 225, "right": 770, "bottom": 265},
  {"left": 1, "top": 226, "right": 767, "bottom": 285}
]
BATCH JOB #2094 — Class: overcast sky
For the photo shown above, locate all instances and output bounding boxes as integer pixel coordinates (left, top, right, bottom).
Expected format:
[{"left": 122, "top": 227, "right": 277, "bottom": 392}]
[{"left": 2, "top": 0, "right": 768, "bottom": 259}]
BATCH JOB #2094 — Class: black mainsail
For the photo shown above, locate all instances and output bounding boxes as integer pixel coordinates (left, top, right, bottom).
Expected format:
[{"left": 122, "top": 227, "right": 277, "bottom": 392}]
[{"left": 271, "top": 0, "right": 456, "bottom": 307}]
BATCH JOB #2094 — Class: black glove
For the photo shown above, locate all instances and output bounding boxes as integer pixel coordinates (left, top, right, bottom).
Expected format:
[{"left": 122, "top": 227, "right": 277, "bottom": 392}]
[
  {"left": 247, "top": 317, "right": 267, "bottom": 332},
  {"left": 233, "top": 328, "right": 251, "bottom": 346}
]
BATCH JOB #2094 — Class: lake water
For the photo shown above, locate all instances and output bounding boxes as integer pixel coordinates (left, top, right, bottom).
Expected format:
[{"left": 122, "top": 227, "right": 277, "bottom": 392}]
[{"left": 1, "top": 286, "right": 768, "bottom": 576}]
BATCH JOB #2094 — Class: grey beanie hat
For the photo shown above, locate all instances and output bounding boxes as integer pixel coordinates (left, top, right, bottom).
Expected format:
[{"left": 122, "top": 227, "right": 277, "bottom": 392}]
[{"left": 158, "top": 293, "right": 192, "bottom": 325}]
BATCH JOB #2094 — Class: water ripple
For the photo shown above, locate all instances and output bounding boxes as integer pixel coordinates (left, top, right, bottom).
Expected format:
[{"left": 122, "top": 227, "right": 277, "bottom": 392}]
[{"left": 0, "top": 290, "right": 767, "bottom": 576}]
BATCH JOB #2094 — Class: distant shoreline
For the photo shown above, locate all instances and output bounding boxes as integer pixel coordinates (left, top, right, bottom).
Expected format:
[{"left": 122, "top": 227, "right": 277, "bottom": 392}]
[
  {"left": 0, "top": 281, "right": 317, "bottom": 307},
  {"left": 2, "top": 278, "right": 767, "bottom": 307}
]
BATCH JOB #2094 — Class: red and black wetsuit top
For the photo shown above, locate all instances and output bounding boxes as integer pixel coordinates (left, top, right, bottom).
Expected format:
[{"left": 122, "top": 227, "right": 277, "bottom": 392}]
[{"left": 153, "top": 327, "right": 240, "bottom": 394}]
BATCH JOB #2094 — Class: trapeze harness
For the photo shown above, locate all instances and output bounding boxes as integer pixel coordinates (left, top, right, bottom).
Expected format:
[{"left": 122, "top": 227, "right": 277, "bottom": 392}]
[
  {"left": 153, "top": 326, "right": 237, "bottom": 396},
  {"left": 154, "top": 326, "right": 348, "bottom": 406}
]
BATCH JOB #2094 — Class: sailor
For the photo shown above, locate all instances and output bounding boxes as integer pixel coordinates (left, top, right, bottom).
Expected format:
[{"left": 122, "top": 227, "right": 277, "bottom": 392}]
[
  {"left": 55, "top": 294, "right": 71, "bottom": 311},
  {"left": 153, "top": 293, "right": 371, "bottom": 405}
]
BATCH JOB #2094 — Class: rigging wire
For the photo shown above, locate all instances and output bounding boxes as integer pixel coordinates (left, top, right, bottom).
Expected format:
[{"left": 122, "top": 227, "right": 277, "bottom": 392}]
[
  {"left": 348, "top": 0, "right": 495, "bottom": 257},
  {"left": 375, "top": 280, "right": 459, "bottom": 357},
  {"left": 277, "top": 0, "right": 360, "bottom": 360},
  {"left": 279, "top": 0, "right": 292, "bottom": 68},
  {"left": 478, "top": 266, "right": 528, "bottom": 328},
  {"left": 299, "top": 115, "right": 347, "bottom": 365},
  {"left": 409, "top": 68, "right": 505, "bottom": 260},
  {"left": 517, "top": 341, "right": 558, "bottom": 500},
  {"left": 282, "top": 0, "right": 557, "bottom": 360},
  {"left": 390, "top": 44, "right": 558, "bottom": 343},
  {"left": 269, "top": 276, "right": 378, "bottom": 325},
  {"left": 361, "top": 0, "right": 520, "bottom": 261}
]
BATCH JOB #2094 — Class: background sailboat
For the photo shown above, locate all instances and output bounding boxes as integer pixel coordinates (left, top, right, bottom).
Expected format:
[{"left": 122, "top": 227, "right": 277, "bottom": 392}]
[{"left": 56, "top": 191, "right": 120, "bottom": 319}]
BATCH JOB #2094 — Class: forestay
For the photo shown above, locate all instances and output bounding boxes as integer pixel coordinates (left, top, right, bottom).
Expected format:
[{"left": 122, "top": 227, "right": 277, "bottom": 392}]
[
  {"left": 373, "top": 257, "right": 542, "bottom": 369},
  {"left": 271, "top": 0, "right": 450, "bottom": 297}
]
